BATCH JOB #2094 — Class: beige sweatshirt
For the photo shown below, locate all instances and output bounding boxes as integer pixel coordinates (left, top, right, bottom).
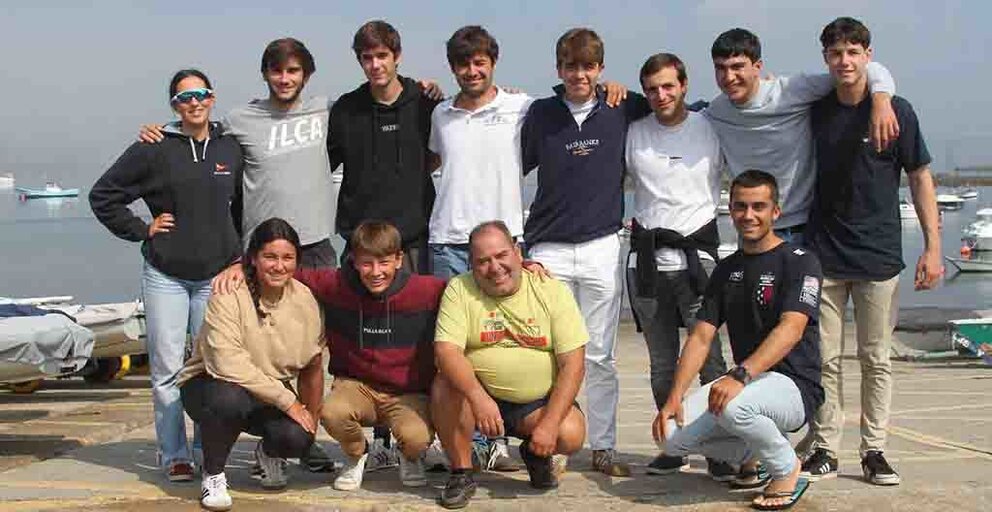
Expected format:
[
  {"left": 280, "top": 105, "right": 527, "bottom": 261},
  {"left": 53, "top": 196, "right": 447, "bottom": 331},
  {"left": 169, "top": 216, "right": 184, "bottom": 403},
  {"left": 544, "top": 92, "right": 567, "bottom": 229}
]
[{"left": 177, "top": 278, "right": 324, "bottom": 411}]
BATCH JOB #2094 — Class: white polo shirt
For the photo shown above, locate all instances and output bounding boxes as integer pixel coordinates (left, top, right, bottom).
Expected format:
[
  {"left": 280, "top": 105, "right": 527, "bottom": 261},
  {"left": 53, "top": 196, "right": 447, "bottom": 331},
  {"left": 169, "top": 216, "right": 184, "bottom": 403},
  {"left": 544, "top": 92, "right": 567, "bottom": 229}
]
[
  {"left": 626, "top": 111, "right": 724, "bottom": 271},
  {"left": 428, "top": 89, "right": 533, "bottom": 244}
]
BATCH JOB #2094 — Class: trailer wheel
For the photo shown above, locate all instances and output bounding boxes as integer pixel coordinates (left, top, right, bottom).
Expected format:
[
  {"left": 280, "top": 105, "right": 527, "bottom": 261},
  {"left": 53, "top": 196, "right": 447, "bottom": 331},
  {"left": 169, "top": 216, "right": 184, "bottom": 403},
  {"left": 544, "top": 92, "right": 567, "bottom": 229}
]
[
  {"left": 9, "top": 379, "right": 42, "bottom": 394},
  {"left": 83, "top": 357, "right": 126, "bottom": 384}
]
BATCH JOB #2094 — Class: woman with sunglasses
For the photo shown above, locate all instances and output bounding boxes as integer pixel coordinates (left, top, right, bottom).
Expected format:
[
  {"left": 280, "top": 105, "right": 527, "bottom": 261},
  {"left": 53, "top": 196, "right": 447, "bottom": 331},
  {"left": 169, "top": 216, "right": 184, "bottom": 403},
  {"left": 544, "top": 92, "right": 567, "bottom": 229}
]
[
  {"left": 90, "top": 69, "right": 243, "bottom": 482},
  {"left": 178, "top": 217, "right": 324, "bottom": 511}
]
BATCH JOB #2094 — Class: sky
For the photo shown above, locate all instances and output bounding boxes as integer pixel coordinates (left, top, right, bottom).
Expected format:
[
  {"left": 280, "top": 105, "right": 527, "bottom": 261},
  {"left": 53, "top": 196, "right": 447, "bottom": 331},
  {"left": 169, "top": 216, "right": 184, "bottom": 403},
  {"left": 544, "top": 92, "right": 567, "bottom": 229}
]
[{"left": 1, "top": 0, "right": 990, "bottom": 188}]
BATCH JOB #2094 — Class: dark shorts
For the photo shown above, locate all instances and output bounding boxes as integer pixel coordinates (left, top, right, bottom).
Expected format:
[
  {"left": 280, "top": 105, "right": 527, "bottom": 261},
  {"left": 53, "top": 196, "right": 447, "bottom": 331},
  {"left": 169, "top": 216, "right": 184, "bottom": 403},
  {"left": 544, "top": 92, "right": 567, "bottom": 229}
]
[{"left": 493, "top": 395, "right": 581, "bottom": 438}]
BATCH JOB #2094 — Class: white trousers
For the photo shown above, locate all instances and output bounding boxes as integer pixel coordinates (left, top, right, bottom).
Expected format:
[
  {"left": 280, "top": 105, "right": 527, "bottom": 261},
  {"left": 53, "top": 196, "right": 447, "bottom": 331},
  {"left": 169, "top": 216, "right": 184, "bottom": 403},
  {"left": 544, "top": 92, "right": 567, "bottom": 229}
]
[{"left": 529, "top": 233, "right": 622, "bottom": 450}]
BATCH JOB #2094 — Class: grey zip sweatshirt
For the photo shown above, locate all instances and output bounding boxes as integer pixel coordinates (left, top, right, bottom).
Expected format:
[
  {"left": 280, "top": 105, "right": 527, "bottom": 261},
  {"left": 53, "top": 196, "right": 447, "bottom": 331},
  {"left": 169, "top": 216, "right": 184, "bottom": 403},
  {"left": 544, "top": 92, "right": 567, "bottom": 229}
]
[
  {"left": 223, "top": 96, "right": 334, "bottom": 245},
  {"left": 704, "top": 62, "right": 895, "bottom": 228}
]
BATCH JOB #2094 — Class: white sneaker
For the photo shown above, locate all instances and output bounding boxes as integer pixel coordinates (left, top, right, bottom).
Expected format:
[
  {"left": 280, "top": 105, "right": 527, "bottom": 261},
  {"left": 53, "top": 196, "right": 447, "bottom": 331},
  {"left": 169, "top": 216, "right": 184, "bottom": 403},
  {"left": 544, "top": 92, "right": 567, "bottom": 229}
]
[
  {"left": 399, "top": 456, "right": 427, "bottom": 487},
  {"left": 551, "top": 454, "right": 569, "bottom": 477},
  {"left": 365, "top": 437, "right": 399, "bottom": 472},
  {"left": 424, "top": 438, "right": 449, "bottom": 472},
  {"left": 254, "top": 440, "right": 287, "bottom": 490},
  {"left": 200, "top": 472, "right": 232, "bottom": 511},
  {"left": 334, "top": 452, "right": 368, "bottom": 491}
]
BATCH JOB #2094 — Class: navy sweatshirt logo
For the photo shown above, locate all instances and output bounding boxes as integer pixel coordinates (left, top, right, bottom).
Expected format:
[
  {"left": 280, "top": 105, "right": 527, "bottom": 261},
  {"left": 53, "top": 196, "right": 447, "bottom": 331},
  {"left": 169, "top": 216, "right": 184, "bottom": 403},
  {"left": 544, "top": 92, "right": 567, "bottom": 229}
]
[{"left": 565, "top": 138, "right": 600, "bottom": 156}]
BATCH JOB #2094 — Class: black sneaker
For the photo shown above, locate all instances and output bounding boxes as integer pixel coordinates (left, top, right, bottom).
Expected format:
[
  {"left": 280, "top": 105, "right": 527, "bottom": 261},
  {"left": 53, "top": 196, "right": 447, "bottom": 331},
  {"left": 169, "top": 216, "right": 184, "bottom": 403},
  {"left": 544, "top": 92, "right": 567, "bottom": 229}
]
[
  {"left": 800, "top": 448, "right": 838, "bottom": 481},
  {"left": 646, "top": 453, "right": 689, "bottom": 475},
  {"left": 862, "top": 450, "right": 900, "bottom": 486},
  {"left": 519, "top": 440, "right": 557, "bottom": 489},
  {"left": 706, "top": 458, "right": 736, "bottom": 482},
  {"left": 439, "top": 472, "right": 477, "bottom": 509}
]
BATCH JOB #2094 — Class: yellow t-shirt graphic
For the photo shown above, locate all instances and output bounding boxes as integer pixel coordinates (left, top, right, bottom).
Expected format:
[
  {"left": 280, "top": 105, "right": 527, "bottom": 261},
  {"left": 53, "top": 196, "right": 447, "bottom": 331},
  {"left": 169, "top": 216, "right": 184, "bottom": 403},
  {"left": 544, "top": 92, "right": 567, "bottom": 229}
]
[{"left": 435, "top": 272, "right": 588, "bottom": 403}]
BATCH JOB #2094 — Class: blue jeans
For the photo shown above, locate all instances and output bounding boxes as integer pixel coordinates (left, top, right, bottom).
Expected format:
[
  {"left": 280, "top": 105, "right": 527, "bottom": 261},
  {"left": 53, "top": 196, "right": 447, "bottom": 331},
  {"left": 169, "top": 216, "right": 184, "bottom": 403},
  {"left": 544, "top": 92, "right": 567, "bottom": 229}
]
[
  {"left": 142, "top": 261, "right": 210, "bottom": 467},
  {"left": 662, "top": 372, "right": 805, "bottom": 479},
  {"left": 430, "top": 243, "right": 471, "bottom": 280},
  {"left": 774, "top": 224, "right": 806, "bottom": 246}
]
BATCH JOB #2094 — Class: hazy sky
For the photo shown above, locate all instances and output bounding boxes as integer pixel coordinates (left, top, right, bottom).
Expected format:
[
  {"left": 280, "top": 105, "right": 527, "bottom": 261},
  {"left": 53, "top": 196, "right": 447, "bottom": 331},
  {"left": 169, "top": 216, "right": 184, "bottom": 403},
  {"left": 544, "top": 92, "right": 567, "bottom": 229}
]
[{"left": 2, "top": 0, "right": 989, "bottom": 187}]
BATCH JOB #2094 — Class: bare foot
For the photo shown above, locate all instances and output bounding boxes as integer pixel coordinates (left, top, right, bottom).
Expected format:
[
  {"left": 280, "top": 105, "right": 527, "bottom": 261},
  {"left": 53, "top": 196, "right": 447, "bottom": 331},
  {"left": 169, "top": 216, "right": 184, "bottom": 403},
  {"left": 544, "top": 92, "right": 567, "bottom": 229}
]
[{"left": 752, "top": 456, "right": 801, "bottom": 509}]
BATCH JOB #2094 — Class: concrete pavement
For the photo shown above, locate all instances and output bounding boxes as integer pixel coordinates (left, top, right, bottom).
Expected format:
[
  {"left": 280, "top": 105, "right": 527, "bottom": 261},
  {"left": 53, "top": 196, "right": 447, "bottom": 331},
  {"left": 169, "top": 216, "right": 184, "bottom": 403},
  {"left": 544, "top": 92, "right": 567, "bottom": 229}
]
[{"left": 1, "top": 321, "right": 990, "bottom": 511}]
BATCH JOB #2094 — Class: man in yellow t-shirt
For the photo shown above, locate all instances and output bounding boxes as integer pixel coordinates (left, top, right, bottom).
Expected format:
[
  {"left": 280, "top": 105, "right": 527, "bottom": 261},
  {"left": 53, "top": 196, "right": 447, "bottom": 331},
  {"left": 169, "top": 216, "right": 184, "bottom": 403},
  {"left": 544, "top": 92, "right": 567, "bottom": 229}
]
[{"left": 432, "top": 220, "right": 588, "bottom": 509}]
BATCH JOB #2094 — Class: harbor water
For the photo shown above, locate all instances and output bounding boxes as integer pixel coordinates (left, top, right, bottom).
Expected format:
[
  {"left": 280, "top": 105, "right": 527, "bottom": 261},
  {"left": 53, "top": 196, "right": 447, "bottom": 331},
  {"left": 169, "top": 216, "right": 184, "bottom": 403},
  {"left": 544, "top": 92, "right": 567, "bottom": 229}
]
[{"left": 0, "top": 184, "right": 989, "bottom": 312}]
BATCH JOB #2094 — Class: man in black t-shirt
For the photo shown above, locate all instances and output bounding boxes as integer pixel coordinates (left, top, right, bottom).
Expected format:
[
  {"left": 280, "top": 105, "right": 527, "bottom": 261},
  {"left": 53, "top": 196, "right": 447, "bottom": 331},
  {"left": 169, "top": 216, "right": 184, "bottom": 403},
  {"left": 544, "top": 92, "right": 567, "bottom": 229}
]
[
  {"left": 801, "top": 18, "right": 941, "bottom": 487},
  {"left": 653, "top": 170, "right": 822, "bottom": 510}
]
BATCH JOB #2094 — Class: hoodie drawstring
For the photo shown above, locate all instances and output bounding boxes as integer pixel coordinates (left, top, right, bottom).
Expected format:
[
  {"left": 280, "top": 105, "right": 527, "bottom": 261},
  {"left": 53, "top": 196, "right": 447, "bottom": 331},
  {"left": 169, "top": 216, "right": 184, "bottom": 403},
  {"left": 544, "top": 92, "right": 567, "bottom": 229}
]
[{"left": 187, "top": 135, "right": 211, "bottom": 163}]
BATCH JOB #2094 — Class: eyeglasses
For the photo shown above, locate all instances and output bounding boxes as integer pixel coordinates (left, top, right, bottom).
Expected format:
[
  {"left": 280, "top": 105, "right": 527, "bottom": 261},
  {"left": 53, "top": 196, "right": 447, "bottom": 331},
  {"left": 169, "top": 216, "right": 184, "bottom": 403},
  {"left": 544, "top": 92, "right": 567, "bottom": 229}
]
[{"left": 170, "top": 88, "right": 214, "bottom": 104}]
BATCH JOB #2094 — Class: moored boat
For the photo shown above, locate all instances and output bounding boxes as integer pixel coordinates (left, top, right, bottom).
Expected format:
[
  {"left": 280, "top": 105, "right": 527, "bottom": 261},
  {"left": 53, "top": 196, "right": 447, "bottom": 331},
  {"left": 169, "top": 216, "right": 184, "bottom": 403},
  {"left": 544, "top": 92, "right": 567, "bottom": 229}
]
[
  {"left": 962, "top": 207, "right": 992, "bottom": 251},
  {"left": 0, "top": 173, "right": 13, "bottom": 189},
  {"left": 944, "top": 255, "right": 992, "bottom": 273},
  {"left": 935, "top": 193, "right": 965, "bottom": 211},
  {"left": 16, "top": 181, "right": 79, "bottom": 199}
]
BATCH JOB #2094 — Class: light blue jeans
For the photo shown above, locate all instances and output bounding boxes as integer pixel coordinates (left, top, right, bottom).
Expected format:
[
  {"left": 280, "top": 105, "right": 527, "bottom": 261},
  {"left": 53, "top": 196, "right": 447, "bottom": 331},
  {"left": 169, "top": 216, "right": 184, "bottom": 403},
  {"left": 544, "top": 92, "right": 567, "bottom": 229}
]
[
  {"left": 142, "top": 261, "right": 209, "bottom": 467},
  {"left": 430, "top": 243, "right": 471, "bottom": 280},
  {"left": 661, "top": 372, "right": 805, "bottom": 479}
]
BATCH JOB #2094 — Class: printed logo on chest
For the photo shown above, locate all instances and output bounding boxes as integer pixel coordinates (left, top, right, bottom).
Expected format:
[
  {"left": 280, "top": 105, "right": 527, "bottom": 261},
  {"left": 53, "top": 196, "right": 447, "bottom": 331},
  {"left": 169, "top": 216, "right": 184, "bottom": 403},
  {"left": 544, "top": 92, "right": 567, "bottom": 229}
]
[
  {"left": 266, "top": 116, "right": 324, "bottom": 153},
  {"left": 479, "top": 311, "right": 547, "bottom": 348},
  {"left": 565, "top": 139, "right": 600, "bottom": 156},
  {"left": 755, "top": 272, "right": 775, "bottom": 307}
]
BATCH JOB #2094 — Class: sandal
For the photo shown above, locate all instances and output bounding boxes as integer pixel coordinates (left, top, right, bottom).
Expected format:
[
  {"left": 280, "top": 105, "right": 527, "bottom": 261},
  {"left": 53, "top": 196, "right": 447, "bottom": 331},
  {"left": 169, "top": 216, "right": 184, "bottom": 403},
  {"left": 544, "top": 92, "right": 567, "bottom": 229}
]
[
  {"left": 732, "top": 463, "right": 771, "bottom": 490},
  {"left": 752, "top": 477, "right": 810, "bottom": 511}
]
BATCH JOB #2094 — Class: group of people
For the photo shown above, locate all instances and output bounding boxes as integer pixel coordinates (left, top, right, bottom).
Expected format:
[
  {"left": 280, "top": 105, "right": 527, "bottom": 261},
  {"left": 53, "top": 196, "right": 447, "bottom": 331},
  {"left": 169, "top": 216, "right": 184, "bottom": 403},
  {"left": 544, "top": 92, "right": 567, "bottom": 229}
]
[{"left": 89, "top": 15, "right": 941, "bottom": 512}]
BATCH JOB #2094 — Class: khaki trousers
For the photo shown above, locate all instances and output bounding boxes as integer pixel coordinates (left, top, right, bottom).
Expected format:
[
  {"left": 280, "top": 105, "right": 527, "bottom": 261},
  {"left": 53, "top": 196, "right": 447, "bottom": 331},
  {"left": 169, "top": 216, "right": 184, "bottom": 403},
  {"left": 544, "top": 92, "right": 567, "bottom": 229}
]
[
  {"left": 810, "top": 275, "right": 899, "bottom": 457},
  {"left": 321, "top": 377, "right": 433, "bottom": 460}
]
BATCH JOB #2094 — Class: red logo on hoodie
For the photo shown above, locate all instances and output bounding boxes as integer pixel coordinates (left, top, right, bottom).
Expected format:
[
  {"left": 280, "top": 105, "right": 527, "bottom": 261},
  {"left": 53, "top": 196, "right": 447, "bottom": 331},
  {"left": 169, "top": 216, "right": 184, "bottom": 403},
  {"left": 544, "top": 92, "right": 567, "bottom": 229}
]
[{"left": 214, "top": 163, "right": 230, "bottom": 175}]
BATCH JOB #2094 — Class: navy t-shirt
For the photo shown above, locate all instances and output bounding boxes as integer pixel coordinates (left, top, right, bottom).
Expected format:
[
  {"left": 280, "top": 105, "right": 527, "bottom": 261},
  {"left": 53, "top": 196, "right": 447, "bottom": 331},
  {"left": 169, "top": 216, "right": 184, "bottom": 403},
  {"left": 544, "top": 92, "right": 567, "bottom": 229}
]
[
  {"left": 808, "top": 93, "right": 931, "bottom": 280},
  {"left": 697, "top": 242, "right": 825, "bottom": 424}
]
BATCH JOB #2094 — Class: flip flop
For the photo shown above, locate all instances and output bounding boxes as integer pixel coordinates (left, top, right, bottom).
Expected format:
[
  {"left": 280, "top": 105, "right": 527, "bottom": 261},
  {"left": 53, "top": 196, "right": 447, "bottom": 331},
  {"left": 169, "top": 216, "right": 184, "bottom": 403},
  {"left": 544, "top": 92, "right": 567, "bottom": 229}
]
[
  {"left": 751, "top": 477, "right": 810, "bottom": 511},
  {"left": 732, "top": 463, "right": 771, "bottom": 490}
]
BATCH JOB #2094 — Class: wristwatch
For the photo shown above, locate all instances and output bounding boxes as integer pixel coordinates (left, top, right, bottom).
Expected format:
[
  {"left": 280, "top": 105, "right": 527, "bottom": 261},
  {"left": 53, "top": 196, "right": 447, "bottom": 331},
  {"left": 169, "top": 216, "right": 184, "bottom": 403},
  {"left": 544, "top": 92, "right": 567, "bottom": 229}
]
[{"left": 726, "top": 365, "right": 752, "bottom": 385}]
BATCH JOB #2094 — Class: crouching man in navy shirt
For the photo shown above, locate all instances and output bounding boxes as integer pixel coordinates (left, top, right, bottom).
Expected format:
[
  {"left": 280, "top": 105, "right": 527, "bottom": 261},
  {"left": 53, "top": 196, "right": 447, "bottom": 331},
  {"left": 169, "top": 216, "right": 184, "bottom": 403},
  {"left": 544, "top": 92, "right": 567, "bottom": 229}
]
[{"left": 653, "top": 170, "right": 824, "bottom": 511}]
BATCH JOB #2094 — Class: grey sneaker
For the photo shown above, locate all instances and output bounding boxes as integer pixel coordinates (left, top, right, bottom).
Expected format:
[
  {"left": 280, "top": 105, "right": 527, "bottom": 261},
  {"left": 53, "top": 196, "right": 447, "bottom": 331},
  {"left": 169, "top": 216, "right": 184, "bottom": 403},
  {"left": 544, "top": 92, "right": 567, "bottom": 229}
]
[
  {"left": 439, "top": 472, "right": 477, "bottom": 509},
  {"left": 254, "top": 440, "right": 287, "bottom": 490},
  {"left": 592, "top": 449, "right": 631, "bottom": 477},
  {"left": 399, "top": 456, "right": 427, "bottom": 487},
  {"left": 486, "top": 438, "right": 520, "bottom": 472},
  {"left": 424, "top": 438, "right": 449, "bottom": 472},
  {"left": 300, "top": 441, "right": 336, "bottom": 473},
  {"left": 365, "top": 437, "right": 399, "bottom": 473}
]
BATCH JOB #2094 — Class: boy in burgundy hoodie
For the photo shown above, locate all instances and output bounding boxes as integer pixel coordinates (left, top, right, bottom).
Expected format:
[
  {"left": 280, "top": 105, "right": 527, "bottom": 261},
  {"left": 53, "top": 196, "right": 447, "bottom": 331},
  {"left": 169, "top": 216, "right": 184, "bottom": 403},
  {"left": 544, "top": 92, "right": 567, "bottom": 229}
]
[{"left": 295, "top": 221, "right": 446, "bottom": 491}]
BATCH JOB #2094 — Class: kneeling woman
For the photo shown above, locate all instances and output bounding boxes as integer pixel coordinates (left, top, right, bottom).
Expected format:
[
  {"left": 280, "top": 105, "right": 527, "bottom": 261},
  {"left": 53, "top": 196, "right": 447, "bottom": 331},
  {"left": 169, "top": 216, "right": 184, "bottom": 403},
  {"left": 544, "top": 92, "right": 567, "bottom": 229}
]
[{"left": 178, "top": 218, "right": 325, "bottom": 511}]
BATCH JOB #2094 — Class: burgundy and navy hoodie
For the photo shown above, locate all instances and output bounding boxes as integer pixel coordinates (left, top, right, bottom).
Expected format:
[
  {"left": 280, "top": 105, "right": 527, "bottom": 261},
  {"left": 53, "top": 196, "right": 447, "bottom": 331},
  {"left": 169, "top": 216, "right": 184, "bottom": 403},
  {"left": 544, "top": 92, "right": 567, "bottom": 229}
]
[
  {"left": 328, "top": 76, "right": 440, "bottom": 246},
  {"left": 295, "top": 263, "right": 445, "bottom": 394},
  {"left": 521, "top": 85, "right": 649, "bottom": 246}
]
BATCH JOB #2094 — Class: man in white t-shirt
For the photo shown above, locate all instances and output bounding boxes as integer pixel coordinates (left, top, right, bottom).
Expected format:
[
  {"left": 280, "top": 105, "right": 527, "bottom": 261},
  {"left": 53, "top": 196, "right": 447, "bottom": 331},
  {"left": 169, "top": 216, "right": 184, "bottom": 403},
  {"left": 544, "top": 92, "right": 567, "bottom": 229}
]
[
  {"left": 625, "top": 53, "right": 735, "bottom": 480},
  {"left": 428, "top": 25, "right": 532, "bottom": 282}
]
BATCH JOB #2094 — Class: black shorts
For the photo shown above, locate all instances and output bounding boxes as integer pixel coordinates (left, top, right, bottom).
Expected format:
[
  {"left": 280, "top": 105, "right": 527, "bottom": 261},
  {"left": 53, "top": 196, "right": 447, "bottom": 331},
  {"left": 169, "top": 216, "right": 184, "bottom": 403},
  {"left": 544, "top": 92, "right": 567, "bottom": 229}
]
[{"left": 493, "top": 395, "right": 581, "bottom": 438}]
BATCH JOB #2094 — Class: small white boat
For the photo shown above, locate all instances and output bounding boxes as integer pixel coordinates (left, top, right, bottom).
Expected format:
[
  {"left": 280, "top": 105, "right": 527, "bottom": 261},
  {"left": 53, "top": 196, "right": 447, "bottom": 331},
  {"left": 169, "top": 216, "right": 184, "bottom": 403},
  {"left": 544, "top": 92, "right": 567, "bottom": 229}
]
[
  {"left": 431, "top": 169, "right": 442, "bottom": 179},
  {"left": 0, "top": 173, "right": 13, "bottom": 189},
  {"left": 16, "top": 181, "right": 79, "bottom": 199},
  {"left": 936, "top": 193, "right": 965, "bottom": 211},
  {"left": 944, "top": 256, "right": 992, "bottom": 273},
  {"left": 962, "top": 208, "right": 992, "bottom": 251},
  {"left": 956, "top": 187, "right": 979, "bottom": 200}
]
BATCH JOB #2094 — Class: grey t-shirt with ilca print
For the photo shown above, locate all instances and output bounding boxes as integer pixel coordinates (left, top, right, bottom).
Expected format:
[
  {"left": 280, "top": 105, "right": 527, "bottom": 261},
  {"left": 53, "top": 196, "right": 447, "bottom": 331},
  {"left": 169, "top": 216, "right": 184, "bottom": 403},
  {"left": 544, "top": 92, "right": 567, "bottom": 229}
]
[{"left": 223, "top": 96, "right": 334, "bottom": 246}]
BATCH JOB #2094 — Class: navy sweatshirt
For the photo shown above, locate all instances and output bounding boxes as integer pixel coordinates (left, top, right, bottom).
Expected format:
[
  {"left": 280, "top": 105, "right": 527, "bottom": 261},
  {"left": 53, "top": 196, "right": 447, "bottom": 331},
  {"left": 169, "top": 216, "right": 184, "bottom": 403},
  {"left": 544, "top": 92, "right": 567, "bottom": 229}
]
[
  {"left": 89, "top": 123, "right": 243, "bottom": 281},
  {"left": 295, "top": 263, "right": 446, "bottom": 394},
  {"left": 329, "top": 76, "right": 439, "bottom": 245},
  {"left": 521, "top": 85, "right": 649, "bottom": 245}
]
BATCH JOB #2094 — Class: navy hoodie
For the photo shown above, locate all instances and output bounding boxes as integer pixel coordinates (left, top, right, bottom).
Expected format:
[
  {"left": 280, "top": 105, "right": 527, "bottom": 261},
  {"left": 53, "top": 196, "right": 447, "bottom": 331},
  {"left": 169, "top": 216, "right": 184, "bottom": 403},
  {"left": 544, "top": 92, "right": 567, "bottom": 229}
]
[
  {"left": 521, "top": 85, "right": 649, "bottom": 245},
  {"left": 329, "top": 76, "right": 440, "bottom": 245},
  {"left": 89, "top": 122, "right": 243, "bottom": 281}
]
